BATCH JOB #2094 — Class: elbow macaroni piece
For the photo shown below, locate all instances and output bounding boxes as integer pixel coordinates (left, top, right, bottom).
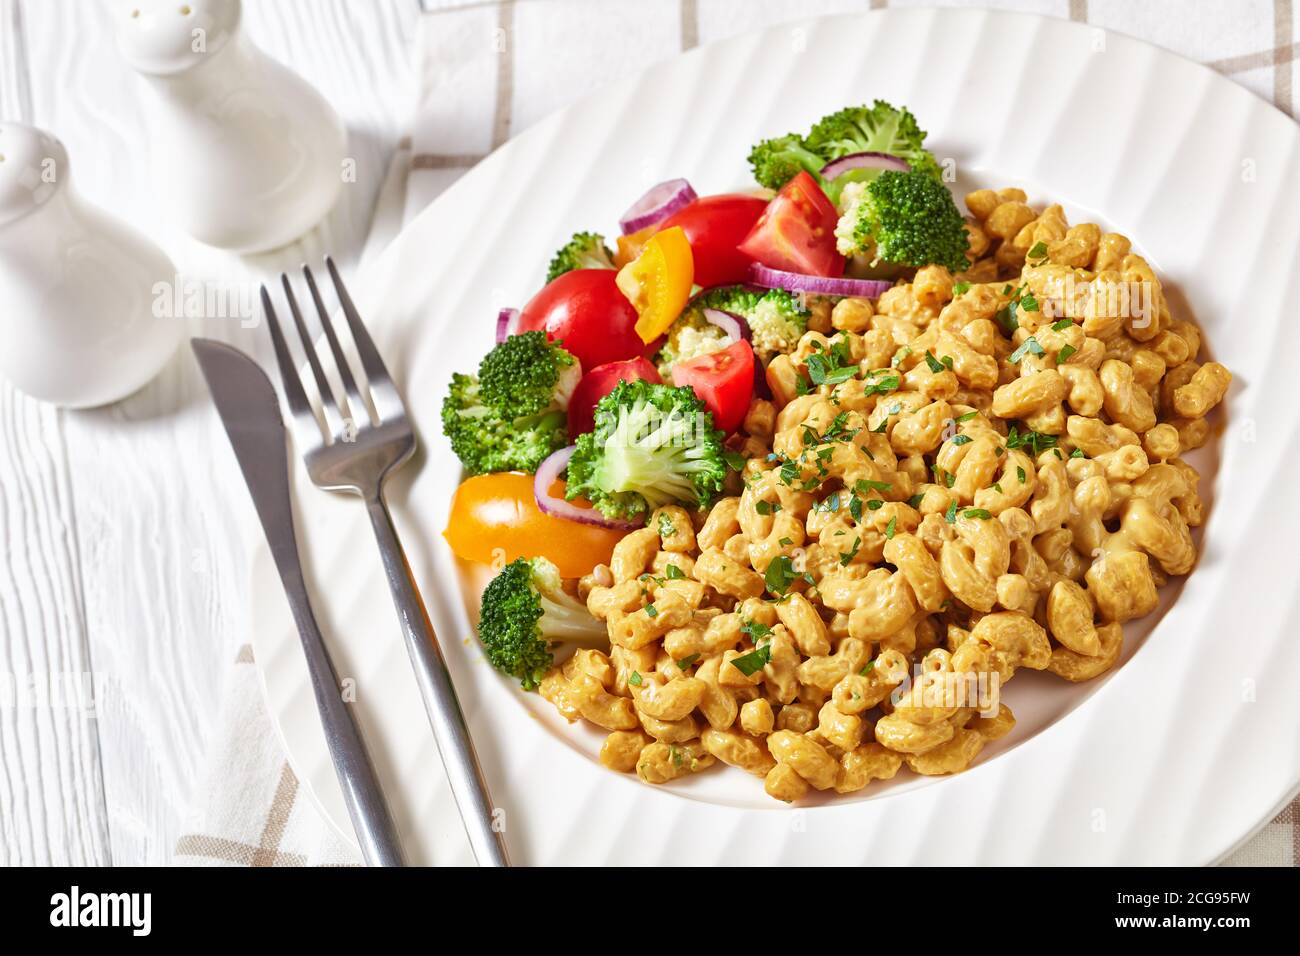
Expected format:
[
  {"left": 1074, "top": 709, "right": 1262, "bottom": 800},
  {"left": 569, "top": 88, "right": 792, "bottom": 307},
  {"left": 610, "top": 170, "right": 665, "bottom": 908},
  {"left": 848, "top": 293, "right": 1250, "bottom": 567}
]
[{"left": 529, "top": 188, "right": 1226, "bottom": 803}]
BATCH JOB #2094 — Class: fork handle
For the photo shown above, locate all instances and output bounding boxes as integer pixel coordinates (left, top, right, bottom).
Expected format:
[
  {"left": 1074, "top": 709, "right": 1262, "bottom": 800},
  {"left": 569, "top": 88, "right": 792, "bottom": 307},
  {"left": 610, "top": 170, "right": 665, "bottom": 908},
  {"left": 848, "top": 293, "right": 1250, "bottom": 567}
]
[{"left": 364, "top": 492, "right": 511, "bottom": 867}]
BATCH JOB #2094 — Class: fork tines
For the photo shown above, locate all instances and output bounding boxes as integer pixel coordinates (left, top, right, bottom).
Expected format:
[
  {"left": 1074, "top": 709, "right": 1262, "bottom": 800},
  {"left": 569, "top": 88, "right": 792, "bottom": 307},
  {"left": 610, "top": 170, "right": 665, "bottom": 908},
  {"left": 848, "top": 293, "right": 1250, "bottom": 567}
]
[{"left": 261, "top": 257, "right": 404, "bottom": 448}]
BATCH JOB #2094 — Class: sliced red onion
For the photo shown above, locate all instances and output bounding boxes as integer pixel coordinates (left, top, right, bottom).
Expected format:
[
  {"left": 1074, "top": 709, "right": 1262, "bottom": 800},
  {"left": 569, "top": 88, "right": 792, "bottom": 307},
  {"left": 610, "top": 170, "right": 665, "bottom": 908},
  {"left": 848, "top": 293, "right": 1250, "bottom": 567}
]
[
  {"left": 702, "top": 308, "right": 745, "bottom": 345},
  {"left": 619, "top": 178, "right": 697, "bottom": 235},
  {"left": 495, "top": 307, "right": 519, "bottom": 344},
  {"left": 820, "top": 152, "right": 911, "bottom": 180},
  {"left": 748, "top": 263, "right": 893, "bottom": 299},
  {"left": 534, "top": 445, "right": 642, "bottom": 530}
]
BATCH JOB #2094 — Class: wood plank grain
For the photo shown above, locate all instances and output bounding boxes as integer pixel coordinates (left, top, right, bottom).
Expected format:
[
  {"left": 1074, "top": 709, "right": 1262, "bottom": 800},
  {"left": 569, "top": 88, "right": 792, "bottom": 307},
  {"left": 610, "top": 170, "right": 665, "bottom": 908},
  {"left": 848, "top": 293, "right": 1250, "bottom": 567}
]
[
  {"left": 0, "top": 389, "right": 113, "bottom": 865},
  {"left": 10, "top": 0, "right": 418, "bottom": 863},
  {"left": 0, "top": 0, "right": 112, "bottom": 867}
]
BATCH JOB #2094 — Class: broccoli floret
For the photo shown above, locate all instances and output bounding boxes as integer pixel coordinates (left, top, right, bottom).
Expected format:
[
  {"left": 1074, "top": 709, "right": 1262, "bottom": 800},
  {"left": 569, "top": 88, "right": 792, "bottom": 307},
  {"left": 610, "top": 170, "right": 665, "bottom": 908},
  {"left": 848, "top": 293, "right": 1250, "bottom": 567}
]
[
  {"left": 747, "top": 133, "right": 826, "bottom": 192},
  {"left": 478, "top": 329, "right": 581, "bottom": 417},
  {"left": 655, "top": 286, "right": 809, "bottom": 371},
  {"left": 565, "top": 379, "right": 726, "bottom": 522},
  {"left": 441, "top": 330, "right": 579, "bottom": 475},
  {"left": 747, "top": 101, "right": 942, "bottom": 198},
  {"left": 805, "top": 101, "right": 942, "bottom": 182},
  {"left": 834, "top": 170, "right": 970, "bottom": 272},
  {"left": 654, "top": 310, "right": 733, "bottom": 378},
  {"left": 743, "top": 289, "right": 810, "bottom": 360},
  {"left": 691, "top": 285, "right": 764, "bottom": 316},
  {"left": 478, "top": 556, "right": 607, "bottom": 690},
  {"left": 546, "top": 231, "right": 615, "bottom": 283},
  {"left": 441, "top": 374, "right": 568, "bottom": 475}
]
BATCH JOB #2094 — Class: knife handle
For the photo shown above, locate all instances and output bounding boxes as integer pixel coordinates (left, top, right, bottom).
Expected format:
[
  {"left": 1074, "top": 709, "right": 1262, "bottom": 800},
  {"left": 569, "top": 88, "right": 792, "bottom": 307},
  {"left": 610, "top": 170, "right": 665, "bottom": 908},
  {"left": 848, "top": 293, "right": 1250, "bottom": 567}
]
[
  {"left": 279, "top": 564, "right": 406, "bottom": 866},
  {"left": 364, "top": 493, "right": 510, "bottom": 867}
]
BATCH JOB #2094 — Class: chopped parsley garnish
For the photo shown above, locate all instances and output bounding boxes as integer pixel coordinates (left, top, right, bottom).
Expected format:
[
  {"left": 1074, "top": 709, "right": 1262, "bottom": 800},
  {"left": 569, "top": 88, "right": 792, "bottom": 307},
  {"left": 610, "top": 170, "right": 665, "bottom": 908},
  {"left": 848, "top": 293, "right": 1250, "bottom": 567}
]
[
  {"left": 944, "top": 500, "right": 959, "bottom": 523},
  {"left": 924, "top": 350, "right": 946, "bottom": 374},
  {"left": 1056, "top": 343, "right": 1077, "bottom": 365},
  {"left": 1016, "top": 465, "right": 1027, "bottom": 483},
  {"left": 645, "top": 603, "right": 658, "bottom": 618},
  {"left": 657, "top": 513, "right": 676, "bottom": 537},
  {"left": 730, "top": 645, "right": 771, "bottom": 677},
  {"left": 839, "top": 536, "right": 861, "bottom": 566},
  {"left": 1006, "top": 425, "right": 1057, "bottom": 457},
  {"left": 952, "top": 434, "right": 973, "bottom": 446},
  {"left": 907, "top": 493, "right": 925, "bottom": 508},
  {"left": 1051, "top": 318, "right": 1074, "bottom": 331},
  {"left": 1027, "top": 240, "right": 1049, "bottom": 262},
  {"left": 629, "top": 671, "right": 643, "bottom": 687},
  {"left": 885, "top": 516, "right": 897, "bottom": 539},
  {"left": 777, "top": 456, "right": 800, "bottom": 486},
  {"left": 723, "top": 449, "right": 746, "bottom": 471},
  {"left": 963, "top": 508, "right": 992, "bottom": 520},
  {"left": 862, "top": 372, "right": 902, "bottom": 397},
  {"left": 806, "top": 340, "right": 858, "bottom": 387},
  {"left": 815, "top": 492, "right": 841, "bottom": 514},
  {"left": 675, "top": 653, "right": 700, "bottom": 669},
  {"left": 764, "top": 555, "right": 800, "bottom": 596},
  {"left": 956, "top": 411, "right": 979, "bottom": 423},
  {"left": 952, "top": 281, "right": 971, "bottom": 296},
  {"left": 996, "top": 284, "right": 1027, "bottom": 333},
  {"left": 856, "top": 478, "right": 891, "bottom": 493},
  {"left": 1070, "top": 447, "right": 1086, "bottom": 459},
  {"left": 665, "top": 564, "right": 685, "bottom": 580},
  {"left": 1008, "top": 336, "right": 1046, "bottom": 364}
]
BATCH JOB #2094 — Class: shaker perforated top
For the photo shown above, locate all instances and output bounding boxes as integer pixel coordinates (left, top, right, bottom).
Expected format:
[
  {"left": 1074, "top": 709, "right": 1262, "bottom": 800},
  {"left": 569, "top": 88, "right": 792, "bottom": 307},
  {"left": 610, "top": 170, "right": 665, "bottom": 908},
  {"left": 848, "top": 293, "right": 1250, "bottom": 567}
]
[
  {"left": 0, "top": 123, "right": 68, "bottom": 226},
  {"left": 111, "top": 0, "right": 242, "bottom": 75}
]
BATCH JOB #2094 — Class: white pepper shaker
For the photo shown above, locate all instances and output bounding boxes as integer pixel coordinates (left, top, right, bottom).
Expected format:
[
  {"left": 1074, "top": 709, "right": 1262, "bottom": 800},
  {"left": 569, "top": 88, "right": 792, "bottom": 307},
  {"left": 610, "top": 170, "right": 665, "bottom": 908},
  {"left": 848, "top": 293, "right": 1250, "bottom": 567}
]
[
  {"left": 0, "top": 123, "right": 183, "bottom": 408},
  {"left": 112, "top": 0, "right": 346, "bottom": 252}
]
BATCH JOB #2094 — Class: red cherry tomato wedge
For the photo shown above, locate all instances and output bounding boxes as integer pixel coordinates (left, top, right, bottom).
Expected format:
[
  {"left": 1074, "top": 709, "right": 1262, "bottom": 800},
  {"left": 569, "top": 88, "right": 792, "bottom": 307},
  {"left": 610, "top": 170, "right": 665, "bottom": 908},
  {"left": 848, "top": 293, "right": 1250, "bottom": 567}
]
[
  {"left": 738, "top": 171, "right": 844, "bottom": 277},
  {"left": 518, "top": 269, "right": 644, "bottom": 371},
  {"left": 671, "top": 340, "right": 755, "bottom": 435},
  {"left": 568, "top": 357, "right": 661, "bottom": 437},
  {"left": 444, "top": 472, "right": 625, "bottom": 578},
  {"left": 659, "top": 194, "right": 769, "bottom": 288}
]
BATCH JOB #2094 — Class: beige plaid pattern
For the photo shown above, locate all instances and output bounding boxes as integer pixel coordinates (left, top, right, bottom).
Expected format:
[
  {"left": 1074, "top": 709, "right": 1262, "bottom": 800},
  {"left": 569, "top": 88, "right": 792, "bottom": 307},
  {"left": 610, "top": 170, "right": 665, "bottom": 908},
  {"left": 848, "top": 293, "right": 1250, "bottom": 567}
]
[
  {"left": 174, "top": 645, "right": 358, "bottom": 867},
  {"left": 183, "top": 0, "right": 1298, "bottom": 866}
]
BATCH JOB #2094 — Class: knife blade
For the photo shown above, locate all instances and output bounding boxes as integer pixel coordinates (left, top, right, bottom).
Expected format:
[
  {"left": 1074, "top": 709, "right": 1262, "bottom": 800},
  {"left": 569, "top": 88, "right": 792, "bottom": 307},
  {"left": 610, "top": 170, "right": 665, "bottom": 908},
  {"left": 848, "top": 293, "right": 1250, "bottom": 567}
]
[
  {"left": 192, "top": 338, "right": 405, "bottom": 866},
  {"left": 191, "top": 338, "right": 303, "bottom": 577}
]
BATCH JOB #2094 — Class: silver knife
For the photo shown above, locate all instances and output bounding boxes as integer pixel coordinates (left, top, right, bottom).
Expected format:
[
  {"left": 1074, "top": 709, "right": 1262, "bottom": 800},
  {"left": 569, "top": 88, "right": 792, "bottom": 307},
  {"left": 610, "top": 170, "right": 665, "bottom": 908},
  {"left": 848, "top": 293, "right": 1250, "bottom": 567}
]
[{"left": 192, "top": 338, "right": 405, "bottom": 867}]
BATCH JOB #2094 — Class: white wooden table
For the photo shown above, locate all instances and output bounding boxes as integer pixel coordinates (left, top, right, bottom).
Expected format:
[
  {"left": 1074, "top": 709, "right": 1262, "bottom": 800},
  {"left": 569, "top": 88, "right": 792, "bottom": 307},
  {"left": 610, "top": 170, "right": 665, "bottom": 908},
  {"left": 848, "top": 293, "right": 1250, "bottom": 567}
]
[
  {"left": 0, "top": 0, "right": 419, "bottom": 865},
  {"left": 2, "top": 0, "right": 1294, "bottom": 868}
]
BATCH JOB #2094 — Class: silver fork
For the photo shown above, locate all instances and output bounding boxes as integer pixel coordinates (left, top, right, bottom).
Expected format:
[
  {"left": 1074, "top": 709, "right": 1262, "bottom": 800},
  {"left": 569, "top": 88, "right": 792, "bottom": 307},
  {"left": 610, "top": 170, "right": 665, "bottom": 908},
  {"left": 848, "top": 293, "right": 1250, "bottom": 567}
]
[{"left": 261, "top": 257, "right": 509, "bottom": 867}]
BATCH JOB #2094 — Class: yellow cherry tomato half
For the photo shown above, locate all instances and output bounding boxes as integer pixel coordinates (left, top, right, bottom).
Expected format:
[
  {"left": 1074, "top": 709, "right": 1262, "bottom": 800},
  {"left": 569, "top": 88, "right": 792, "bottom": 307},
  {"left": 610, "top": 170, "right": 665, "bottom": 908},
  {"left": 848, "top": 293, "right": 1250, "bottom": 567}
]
[
  {"left": 614, "top": 223, "right": 656, "bottom": 268},
  {"left": 443, "top": 472, "right": 627, "bottom": 579},
  {"left": 616, "top": 225, "right": 694, "bottom": 344}
]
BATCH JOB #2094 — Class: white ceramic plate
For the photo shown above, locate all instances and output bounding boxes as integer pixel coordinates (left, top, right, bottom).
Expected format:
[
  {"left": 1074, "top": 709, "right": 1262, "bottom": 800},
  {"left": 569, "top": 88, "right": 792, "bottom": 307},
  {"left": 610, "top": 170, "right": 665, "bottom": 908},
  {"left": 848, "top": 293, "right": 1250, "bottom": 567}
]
[{"left": 250, "top": 7, "right": 1300, "bottom": 865}]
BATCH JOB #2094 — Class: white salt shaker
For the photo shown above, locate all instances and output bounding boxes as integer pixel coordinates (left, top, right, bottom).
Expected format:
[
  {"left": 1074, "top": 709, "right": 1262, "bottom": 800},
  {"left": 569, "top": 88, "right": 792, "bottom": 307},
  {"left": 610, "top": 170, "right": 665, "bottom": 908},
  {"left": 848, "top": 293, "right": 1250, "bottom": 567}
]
[
  {"left": 112, "top": 0, "right": 346, "bottom": 252},
  {"left": 0, "top": 123, "right": 182, "bottom": 408}
]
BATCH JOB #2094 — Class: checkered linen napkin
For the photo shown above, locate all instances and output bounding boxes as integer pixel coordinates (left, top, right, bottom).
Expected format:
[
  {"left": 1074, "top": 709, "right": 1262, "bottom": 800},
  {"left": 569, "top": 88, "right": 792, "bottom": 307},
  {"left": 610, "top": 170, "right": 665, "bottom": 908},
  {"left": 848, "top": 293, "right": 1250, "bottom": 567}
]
[{"left": 176, "top": 0, "right": 1300, "bottom": 867}]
